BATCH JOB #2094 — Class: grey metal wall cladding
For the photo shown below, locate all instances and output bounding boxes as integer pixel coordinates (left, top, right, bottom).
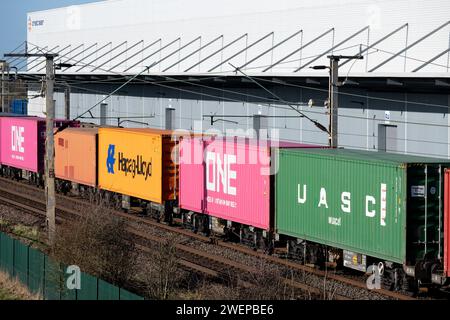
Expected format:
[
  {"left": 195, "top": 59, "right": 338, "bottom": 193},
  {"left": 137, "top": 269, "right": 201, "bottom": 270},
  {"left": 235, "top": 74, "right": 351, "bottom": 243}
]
[{"left": 51, "top": 84, "right": 450, "bottom": 159}]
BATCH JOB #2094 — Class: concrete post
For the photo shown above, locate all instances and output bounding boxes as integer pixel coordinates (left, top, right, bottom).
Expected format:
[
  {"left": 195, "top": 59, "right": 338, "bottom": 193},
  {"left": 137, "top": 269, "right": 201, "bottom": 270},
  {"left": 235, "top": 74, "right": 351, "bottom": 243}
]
[
  {"left": 253, "top": 114, "right": 268, "bottom": 139},
  {"left": 165, "top": 107, "right": 175, "bottom": 130},
  {"left": 64, "top": 86, "right": 71, "bottom": 120},
  {"left": 45, "top": 56, "right": 56, "bottom": 245},
  {"left": 100, "top": 103, "right": 107, "bottom": 126},
  {"left": 0, "top": 60, "right": 7, "bottom": 113}
]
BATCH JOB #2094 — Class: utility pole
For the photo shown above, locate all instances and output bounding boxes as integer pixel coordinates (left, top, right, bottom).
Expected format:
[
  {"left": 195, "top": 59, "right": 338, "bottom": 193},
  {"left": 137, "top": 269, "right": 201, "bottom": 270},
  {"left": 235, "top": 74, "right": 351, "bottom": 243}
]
[
  {"left": 64, "top": 86, "right": 71, "bottom": 120},
  {"left": 311, "top": 55, "right": 363, "bottom": 148},
  {"left": 45, "top": 56, "right": 56, "bottom": 245},
  {"left": 329, "top": 57, "right": 339, "bottom": 148},
  {"left": 0, "top": 60, "right": 7, "bottom": 113},
  {"left": 5, "top": 52, "right": 59, "bottom": 245}
]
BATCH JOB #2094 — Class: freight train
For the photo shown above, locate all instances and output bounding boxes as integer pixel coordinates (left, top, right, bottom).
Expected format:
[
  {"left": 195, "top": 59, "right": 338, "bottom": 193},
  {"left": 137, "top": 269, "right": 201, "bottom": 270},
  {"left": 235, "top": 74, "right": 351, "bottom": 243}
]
[{"left": 0, "top": 114, "right": 449, "bottom": 293}]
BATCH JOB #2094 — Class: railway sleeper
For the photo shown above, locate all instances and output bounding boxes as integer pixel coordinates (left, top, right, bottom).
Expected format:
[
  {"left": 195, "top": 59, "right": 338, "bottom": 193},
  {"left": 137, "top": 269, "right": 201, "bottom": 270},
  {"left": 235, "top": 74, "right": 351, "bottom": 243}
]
[{"left": 12, "top": 175, "right": 449, "bottom": 296}]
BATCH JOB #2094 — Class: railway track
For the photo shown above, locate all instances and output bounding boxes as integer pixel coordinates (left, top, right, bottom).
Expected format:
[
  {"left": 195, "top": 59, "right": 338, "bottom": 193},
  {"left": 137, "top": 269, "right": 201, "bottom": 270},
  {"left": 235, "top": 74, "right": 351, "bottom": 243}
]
[
  {"left": 0, "top": 176, "right": 417, "bottom": 300},
  {"left": 0, "top": 184, "right": 332, "bottom": 299}
]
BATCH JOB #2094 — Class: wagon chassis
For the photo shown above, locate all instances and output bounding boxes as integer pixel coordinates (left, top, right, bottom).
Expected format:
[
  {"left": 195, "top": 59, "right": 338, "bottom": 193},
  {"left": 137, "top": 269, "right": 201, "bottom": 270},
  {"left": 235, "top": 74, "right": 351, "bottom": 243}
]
[{"left": 0, "top": 175, "right": 421, "bottom": 300}]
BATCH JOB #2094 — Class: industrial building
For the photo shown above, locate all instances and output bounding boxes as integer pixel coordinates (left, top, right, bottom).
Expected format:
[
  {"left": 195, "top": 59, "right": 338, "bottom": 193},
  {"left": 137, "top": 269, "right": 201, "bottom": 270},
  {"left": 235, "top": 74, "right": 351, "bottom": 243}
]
[{"left": 4, "top": 0, "right": 450, "bottom": 157}]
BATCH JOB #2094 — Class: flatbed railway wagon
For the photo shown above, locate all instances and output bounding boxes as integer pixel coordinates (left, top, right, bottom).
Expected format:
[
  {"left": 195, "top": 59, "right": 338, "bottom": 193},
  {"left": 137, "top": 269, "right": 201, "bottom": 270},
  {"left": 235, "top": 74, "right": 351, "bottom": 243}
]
[
  {"left": 0, "top": 117, "right": 79, "bottom": 185},
  {"left": 179, "top": 135, "right": 322, "bottom": 249},
  {"left": 97, "top": 128, "right": 185, "bottom": 221},
  {"left": 275, "top": 148, "right": 450, "bottom": 291}
]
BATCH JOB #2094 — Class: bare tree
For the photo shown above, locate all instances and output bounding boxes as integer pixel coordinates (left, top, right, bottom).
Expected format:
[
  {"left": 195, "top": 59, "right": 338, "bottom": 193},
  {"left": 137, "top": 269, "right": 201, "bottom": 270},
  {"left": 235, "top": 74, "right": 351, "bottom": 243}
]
[
  {"left": 52, "top": 201, "right": 137, "bottom": 287},
  {"left": 140, "top": 236, "right": 180, "bottom": 300}
]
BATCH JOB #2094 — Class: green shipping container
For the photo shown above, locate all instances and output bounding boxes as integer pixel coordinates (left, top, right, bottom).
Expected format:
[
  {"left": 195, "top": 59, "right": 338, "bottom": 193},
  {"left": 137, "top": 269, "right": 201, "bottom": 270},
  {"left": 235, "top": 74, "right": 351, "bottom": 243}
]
[{"left": 275, "top": 149, "right": 449, "bottom": 265}]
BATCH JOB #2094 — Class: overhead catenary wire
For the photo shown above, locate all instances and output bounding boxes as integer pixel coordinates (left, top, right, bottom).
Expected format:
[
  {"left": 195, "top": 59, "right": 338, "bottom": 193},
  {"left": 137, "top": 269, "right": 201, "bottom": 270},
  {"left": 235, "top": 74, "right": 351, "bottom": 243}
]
[
  {"left": 21, "top": 85, "right": 450, "bottom": 151},
  {"left": 229, "top": 62, "right": 329, "bottom": 133},
  {"left": 12, "top": 43, "right": 450, "bottom": 134},
  {"left": 13, "top": 62, "right": 450, "bottom": 132},
  {"left": 21, "top": 73, "right": 450, "bottom": 135}
]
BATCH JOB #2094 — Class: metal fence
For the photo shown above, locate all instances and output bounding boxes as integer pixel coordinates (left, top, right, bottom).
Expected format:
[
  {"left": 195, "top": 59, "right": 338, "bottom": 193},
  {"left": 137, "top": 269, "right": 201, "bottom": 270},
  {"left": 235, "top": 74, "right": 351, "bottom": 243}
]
[{"left": 0, "top": 232, "right": 144, "bottom": 300}]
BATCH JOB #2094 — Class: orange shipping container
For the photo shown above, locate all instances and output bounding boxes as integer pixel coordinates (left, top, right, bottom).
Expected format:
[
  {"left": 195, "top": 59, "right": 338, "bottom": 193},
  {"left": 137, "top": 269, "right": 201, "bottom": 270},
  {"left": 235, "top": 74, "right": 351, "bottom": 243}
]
[
  {"left": 55, "top": 128, "right": 98, "bottom": 187},
  {"left": 98, "top": 128, "right": 181, "bottom": 204}
]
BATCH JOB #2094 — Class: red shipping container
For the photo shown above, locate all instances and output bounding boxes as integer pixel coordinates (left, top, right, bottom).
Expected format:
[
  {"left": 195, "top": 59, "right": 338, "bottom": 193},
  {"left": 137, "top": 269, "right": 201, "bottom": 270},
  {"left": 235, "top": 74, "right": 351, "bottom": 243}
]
[
  {"left": 445, "top": 170, "right": 450, "bottom": 277},
  {"left": 179, "top": 136, "right": 321, "bottom": 230}
]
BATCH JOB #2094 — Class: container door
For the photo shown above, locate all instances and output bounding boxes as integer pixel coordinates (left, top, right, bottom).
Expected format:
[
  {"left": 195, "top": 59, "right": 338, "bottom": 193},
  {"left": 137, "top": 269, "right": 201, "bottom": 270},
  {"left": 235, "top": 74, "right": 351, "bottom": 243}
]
[
  {"left": 445, "top": 170, "right": 450, "bottom": 277},
  {"left": 407, "top": 165, "right": 442, "bottom": 264}
]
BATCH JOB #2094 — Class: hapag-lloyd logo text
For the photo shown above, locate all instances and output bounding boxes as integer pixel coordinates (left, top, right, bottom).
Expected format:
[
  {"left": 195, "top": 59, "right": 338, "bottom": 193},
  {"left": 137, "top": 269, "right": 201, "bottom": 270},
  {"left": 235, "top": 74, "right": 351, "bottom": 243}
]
[
  {"left": 106, "top": 144, "right": 153, "bottom": 180},
  {"left": 297, "top": 183, "right": 388, "bottom": 227},
  {"left": 11, "top": 126, "right": 25, "bottom": 161}
]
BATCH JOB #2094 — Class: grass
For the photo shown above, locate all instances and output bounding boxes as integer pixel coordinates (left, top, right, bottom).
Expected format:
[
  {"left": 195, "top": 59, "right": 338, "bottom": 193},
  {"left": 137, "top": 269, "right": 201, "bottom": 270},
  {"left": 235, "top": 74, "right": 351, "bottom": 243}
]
[
  {"left": 0, "top": 218, "right": 8, "bottom": 227},
  {"left": 0, "top": 272, "right": 41, "bottom": 300},
  {"left": 11, "top": 225, "right": 39, "bottom": 241},
  {"left": 0, "top": 220, "right": 40, "bottom": 243}
]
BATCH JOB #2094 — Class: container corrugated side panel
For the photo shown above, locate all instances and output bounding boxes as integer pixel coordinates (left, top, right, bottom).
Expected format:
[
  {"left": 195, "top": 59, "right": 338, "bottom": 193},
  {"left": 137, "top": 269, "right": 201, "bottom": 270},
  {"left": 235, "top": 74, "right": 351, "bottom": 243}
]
[
  {"left": 179, "top": 137, "right": 271, "bottom": 230},
  {"left": 275, "top": 149, "right": 407, "bottom": 264},
  {"left": 0, "top": 117, "right": 39, "bottom": 172},
  {"left": 179, "top": 137, "right": 204, "bottom": 213},
  {"left": 98, "top": 128, "right": 164, "bottom": 204},
  {"left": 161, "top": 134, "right": 179, "bottom": 202},
  {"left": 445, "top": 170, "right": 450, "bottom": 277},
  {"left": 0, "top": 118, "right": 79, "bottom": 173},
  {"left": 55, "top": 129, "right": 97, "bottom": 187}
]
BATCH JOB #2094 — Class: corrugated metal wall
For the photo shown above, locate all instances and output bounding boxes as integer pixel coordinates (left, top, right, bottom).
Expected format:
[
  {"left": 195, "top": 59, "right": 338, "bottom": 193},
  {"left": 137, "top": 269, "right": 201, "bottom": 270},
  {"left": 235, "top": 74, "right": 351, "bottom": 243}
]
[
  {"left": 26, "top": 0, "right": 450, "bottom": 74},
  {"left": 275, "top": 149, "right": 407, "bottom": 263},
  {"left": 29, "top": 84, "right": 450, "bottom": 159}
]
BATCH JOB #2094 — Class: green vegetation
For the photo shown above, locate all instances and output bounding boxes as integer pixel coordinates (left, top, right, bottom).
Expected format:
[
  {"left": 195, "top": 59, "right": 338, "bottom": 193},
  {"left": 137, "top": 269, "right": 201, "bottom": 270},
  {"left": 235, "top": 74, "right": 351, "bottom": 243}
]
[
  {"left": 0, "top": 219, "right": 40, "bottom": 242},
  {"left": 12, "top": 224, "right": 39, "bottom": 241},
  {"left": 0, "top": 287, "right": 17, "bottom": 300}
]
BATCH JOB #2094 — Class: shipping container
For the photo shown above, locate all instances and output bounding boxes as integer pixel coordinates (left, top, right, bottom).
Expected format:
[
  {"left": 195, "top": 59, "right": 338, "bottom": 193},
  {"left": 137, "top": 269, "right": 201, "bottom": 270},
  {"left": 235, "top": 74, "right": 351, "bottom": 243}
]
[
  {"left": 179, "top": 136, "right": 321, "bottom": 231},
  {"left": 55, "top": 128, "right": 98, "bottom": 187},
  {"left": 10, "top": 99, "right": 28, "bottom": 115},
  {"left": 445, "top": 170, "right": 450, "bottom": 277},
  {"left": 98, "top": 128, "right": 182, "bottom": 204},
  {"left": 0, "top": 117, "right": 78, "bottom": 173},
  {"left": 275, "top": 148, "right": 449, "bottom": 265}
]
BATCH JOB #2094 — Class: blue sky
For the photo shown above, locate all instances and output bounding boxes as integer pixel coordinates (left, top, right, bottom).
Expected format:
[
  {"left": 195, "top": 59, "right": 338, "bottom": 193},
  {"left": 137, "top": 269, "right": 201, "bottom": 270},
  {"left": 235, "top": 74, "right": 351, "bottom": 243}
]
[{"left": 0, "top": 0, "right": 102, "bottom": 58}]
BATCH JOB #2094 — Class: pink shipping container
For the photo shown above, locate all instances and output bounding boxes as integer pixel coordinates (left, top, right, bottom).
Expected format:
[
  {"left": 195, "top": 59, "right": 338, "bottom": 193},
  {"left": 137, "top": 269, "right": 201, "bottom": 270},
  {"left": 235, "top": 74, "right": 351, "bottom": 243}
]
[
  {"left": 0, "top": 117, "right": 79, "bottom": 173},
  {"left": 179, "top": 136, "right": 321, "bottom": 231}
]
